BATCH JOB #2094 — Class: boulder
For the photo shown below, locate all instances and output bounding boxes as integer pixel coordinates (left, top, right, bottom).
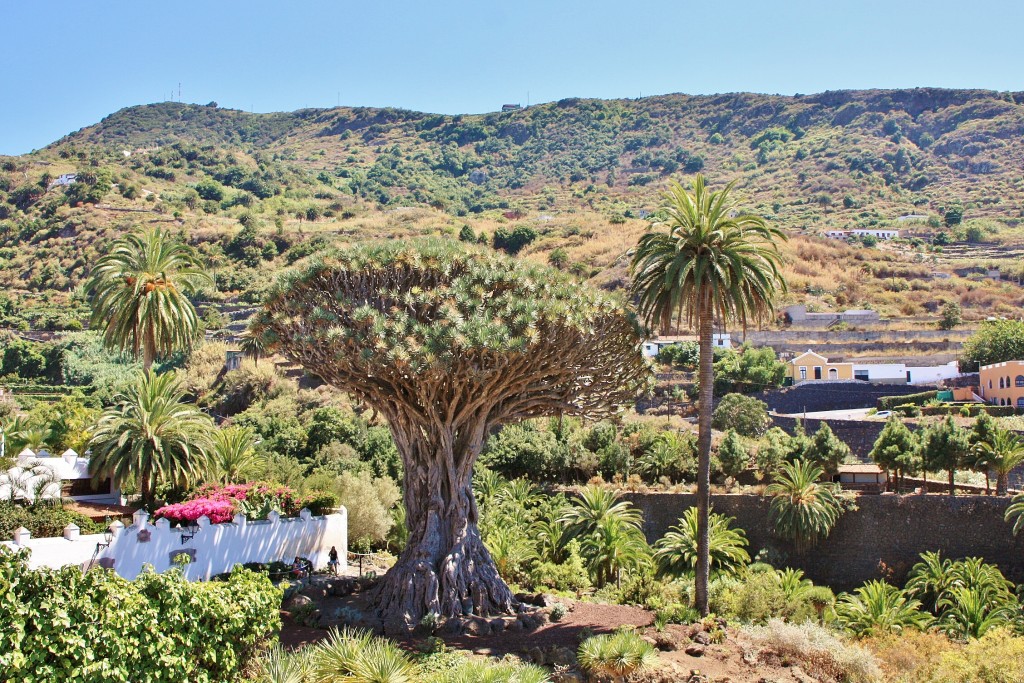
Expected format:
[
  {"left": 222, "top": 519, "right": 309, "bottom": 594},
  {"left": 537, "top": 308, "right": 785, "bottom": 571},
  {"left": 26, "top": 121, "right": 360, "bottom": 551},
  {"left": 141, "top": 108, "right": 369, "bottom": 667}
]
[
  {"left": 283, "top": 594, "right": 313, "bottom": 612},
  {"left": 685, "top": 644, "right": 706, "bottom": 657}
]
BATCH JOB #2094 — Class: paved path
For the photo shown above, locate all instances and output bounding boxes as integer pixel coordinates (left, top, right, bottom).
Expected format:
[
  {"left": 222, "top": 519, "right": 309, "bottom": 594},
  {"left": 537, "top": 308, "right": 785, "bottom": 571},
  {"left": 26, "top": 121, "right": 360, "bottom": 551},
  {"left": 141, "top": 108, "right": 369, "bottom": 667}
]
[{"left": 777, "top": 407, "right": 874, "bottom": 420}]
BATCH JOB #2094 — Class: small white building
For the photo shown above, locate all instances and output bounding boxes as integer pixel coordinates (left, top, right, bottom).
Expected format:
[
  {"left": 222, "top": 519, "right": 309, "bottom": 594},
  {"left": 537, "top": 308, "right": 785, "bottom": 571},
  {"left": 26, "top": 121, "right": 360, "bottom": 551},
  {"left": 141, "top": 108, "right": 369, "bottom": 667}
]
[
  {"left": 824, "top": 229, "right": 900, "bottom": 241},
  {"left": 2, "top": 449, "right": 120, "bottom": 504},
  {"left": 851, "top": 360, "right": 962, "bottom": 385},
  {"left": 48, "top": 173, "right": 77, "bottom": 188},
  {"left": 643, "top": 334, "right": 732, "bottom": 358}
]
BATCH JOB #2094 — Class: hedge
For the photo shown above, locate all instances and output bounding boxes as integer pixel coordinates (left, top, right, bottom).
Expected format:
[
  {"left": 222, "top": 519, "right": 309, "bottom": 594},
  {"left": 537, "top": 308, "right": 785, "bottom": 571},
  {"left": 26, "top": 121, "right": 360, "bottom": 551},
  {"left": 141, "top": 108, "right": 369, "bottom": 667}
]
[
  {"left": 0, "top": 502, "right": 102, "bottom": 540},
  {"left": 920, "top": 403, "right": 1021, "bottom": 417},
  {"left": 0, "top": 549, "right": 281, "bottom": 682},
  {"left": 878, "top": 391, "right": 938, "bottom": 411}
]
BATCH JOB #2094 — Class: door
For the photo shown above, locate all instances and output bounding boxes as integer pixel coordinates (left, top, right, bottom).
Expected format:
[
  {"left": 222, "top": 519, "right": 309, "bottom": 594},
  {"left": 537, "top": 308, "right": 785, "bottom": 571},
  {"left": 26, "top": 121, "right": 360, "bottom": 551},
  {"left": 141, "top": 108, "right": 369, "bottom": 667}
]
[{"left": 814, "top": 366, "right": 822, "bottom": 380}]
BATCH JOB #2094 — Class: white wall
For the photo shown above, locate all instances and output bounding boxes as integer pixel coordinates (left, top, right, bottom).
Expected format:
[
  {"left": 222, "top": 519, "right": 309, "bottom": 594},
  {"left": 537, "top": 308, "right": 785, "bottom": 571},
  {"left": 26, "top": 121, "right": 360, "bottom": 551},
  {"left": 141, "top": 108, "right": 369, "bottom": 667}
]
[
  {"left": 98, "top": 508, "right": 347, "bottom": 581},
  {"left": 906, "top": 362, "right": 962, "bottom": 385}
]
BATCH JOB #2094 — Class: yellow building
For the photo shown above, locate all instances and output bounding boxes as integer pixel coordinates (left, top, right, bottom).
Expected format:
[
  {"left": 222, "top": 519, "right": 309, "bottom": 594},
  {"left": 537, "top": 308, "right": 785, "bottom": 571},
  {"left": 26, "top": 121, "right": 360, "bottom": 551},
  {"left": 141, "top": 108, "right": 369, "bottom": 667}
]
[
  {"left": 787, "top": 350, "right": 854, "bottom": 383},
  {"left": 979, "top": 361, "right": 1024, "bottom": 408}
]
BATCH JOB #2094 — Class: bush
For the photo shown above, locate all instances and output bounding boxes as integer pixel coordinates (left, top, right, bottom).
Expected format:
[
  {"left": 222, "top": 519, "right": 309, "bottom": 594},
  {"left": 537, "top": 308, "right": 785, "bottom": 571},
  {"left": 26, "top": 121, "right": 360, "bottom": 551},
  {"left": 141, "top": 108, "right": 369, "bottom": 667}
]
[
  {"left": 529, "top": 540, "right": 592, "bottom": 593},
  {"left": 0, "top": 551, "right": 280, "bottom": 682},
  {"left": 878, "top": 391, "right": 938, "bottom": 411},
  {"left": 712, "top": 393, "right": 770, "bottom": 437},
  {"left": 332, "top": 471, "right": 400, "bottom": 548},
  {"left": 0, "top": 502, "right": 101, "bottom": 539},
  {"left": 745, "top": 619, "right": 882, "bottom": 683}
]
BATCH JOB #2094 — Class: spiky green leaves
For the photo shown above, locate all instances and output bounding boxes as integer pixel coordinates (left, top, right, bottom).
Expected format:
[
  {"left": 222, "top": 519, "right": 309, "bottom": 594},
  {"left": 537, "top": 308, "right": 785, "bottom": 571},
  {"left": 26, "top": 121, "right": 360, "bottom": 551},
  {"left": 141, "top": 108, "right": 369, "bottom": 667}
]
[{"left": 255, "top": 239, "right": 650, "bottom": 427}]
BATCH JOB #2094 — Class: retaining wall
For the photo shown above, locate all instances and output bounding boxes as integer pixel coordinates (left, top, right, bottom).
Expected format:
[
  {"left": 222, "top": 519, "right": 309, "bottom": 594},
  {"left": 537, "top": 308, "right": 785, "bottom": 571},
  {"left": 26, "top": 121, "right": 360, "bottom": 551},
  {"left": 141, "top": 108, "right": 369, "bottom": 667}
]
[
  {"left": 98, "top": 508, "right": 347, "bottom": 581},
  {"left": 624, "top": 492, "right": 1024, "bottom": 590}
]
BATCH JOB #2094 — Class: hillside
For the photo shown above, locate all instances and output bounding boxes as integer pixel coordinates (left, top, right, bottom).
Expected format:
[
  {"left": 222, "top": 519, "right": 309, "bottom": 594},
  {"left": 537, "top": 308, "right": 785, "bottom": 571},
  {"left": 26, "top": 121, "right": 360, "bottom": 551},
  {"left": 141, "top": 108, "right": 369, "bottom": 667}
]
[{"left": 2, "top": 88, "right": 1024, "bottom": 331}]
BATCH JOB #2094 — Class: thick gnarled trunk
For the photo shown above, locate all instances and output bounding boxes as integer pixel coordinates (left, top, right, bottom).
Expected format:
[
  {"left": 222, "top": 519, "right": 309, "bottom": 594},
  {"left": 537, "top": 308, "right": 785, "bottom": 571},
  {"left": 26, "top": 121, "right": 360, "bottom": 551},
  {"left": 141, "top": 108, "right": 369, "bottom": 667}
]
[{"left": 371, "top": 421, "right": 516, "bottom": 632}]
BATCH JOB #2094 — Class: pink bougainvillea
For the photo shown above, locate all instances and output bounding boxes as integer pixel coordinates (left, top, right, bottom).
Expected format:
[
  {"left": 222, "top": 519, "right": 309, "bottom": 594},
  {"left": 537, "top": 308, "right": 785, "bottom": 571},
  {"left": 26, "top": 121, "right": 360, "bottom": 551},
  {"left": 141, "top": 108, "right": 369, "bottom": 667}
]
[{"left": 154, "top": 498, "right": 236, "bottom": 525}]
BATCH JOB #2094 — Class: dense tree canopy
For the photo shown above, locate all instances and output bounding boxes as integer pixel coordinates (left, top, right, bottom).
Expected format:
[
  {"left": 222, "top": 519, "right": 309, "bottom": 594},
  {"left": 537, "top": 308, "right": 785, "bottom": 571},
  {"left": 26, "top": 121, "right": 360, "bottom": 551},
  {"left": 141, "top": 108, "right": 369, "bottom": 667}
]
[
  {"left": 960, "top": 320, "right": 1024, "bottom": 372},
  {"left": 254, "top": 239, "right": 650, "bottom": 628}
]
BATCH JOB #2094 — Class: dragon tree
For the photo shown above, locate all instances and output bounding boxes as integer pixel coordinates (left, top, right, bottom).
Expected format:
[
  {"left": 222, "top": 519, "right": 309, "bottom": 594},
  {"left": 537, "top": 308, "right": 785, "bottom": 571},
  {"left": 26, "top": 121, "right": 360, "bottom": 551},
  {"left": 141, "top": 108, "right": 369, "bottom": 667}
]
[{"left": 254, "top": 239, "right": 649, "bottom": 630}]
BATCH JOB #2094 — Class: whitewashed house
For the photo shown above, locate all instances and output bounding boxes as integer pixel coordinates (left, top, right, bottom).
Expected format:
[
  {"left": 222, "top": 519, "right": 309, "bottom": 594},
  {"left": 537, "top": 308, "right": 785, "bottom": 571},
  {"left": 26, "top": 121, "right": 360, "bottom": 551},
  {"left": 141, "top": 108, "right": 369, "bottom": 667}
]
[
  {"left": 643, "top": 334, "right": 732, "bottom": 358},
  {"left": 2, "top": 449, "right": 120, "bottom": 504}
]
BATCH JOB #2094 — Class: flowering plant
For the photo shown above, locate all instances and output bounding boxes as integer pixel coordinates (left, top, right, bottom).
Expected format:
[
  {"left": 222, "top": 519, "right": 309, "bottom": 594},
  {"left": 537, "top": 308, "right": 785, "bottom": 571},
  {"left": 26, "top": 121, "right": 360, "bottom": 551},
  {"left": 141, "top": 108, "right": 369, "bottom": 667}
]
[{"left": 154, "top": 498, "right": 236, "bottom": 525}]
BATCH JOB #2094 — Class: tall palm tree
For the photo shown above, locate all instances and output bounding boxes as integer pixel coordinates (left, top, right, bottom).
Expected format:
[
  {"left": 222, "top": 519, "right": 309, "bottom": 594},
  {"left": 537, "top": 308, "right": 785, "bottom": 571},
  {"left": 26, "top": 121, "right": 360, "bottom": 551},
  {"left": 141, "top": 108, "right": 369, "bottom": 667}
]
[
  {"left": 972, "top": 429, "right": 1024, "bottom": 496},
  {"left": 629, "top": 175, "right": 786, "bottom": 614},
  {"left": 85, "top": 228, "right": 213, "bottom": 371},
  {"left": 89, "top": 371, "right": 214, "bottom": 502},
  {"left": 205, "top": 425, "right": 263, "bottom": 484}
]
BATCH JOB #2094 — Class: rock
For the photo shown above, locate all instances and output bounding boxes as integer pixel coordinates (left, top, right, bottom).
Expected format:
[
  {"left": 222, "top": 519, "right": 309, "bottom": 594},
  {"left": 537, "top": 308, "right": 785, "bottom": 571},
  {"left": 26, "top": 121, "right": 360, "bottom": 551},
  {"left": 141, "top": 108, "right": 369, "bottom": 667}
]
[
  {"left": 316, "top": 611, "right": 335, "bottom": 628},
  {"left": 692, "top": 630, "right": 711, "bottom": 645},
  {"left": 438, "top": 619, "right": 462, "bottom": 637},
  {"left": 300, "top": 586, "right": 328, "bottom": 600},
  {"left": 489, "top": 618, "right": 506, "bottom": 634},
  {"left": 653, "top": 632, "right": 679, "bottom": 651},
  {"left": 463, "top": 617, "right": 489, "bottom": 636},
  {"left": 283, "top": 594, "right": 312, "bottom": 611},
  {"left": 508, "top": 618, "right": 524, "bottom": 633},
  {"left": 685, "top": 644, "right": 706, "bottom": 657},
  {"left": 551, "top": 673, "right": 583, "bottom": 683},
  {"left": 548, "top": 647, "right": 575, "bottom": 666},
  {"left": 528, "top": 647, "right": 546, "bottom": 665}
]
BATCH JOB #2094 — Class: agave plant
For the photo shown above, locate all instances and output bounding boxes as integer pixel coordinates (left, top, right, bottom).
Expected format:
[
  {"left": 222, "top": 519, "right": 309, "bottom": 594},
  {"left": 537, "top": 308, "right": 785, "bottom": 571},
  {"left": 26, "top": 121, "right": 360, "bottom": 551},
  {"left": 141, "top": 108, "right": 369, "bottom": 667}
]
[
  {"left": 778, "top": 567, "right": 814, "bottom": 603},
  {"left": 437, "top": 659, "right": 551, "bottom": 683},
  {"left": 653, "top": 506, "right": 750, "bottom": 578},
  {"left": 765, "top": 459, "right": 847, "bottom": 551},
  {"left": 308, "top": 627, "right": 418, "bottom": 683},
  {"left": 257, "top": 645, "right": 311, "bottom": 683},
  {"left": 495, "top": 478, "right": 543, "bottom": 510},
  {"left": 834, "top": 580, "right": 931, "bottom": 636},
  {"left": 577, "top": 630, "right": 658, "bottom": 678}
]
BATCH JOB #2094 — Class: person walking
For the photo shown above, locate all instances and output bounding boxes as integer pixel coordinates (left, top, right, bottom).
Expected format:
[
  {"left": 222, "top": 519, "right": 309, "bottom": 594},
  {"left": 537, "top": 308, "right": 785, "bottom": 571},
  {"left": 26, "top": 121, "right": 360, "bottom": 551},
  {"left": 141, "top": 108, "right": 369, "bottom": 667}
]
[{"left": 328, "top": 546, "right": 339, "bottom": 575}]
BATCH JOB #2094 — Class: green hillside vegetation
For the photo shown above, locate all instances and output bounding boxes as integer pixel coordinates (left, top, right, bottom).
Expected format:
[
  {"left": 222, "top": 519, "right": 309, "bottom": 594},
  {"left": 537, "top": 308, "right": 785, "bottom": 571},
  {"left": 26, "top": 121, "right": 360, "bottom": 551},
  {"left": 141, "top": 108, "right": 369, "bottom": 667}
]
[{"left": 3, "top": 88, "right": 1024, "bottom": 328}]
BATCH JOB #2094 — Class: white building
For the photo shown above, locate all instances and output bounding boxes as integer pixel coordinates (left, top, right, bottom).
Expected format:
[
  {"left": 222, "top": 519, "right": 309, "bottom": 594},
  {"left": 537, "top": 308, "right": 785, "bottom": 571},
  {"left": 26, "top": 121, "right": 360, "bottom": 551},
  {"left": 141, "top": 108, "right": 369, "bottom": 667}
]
[
  {"left": 824, "top": 229, "right": 900, "bottom": 241},
  {"left": 2, "top": 449, "right": 120, "bottom": 504},
  {"left": 852, "top": 360, "right": 962, "bottom": 385},
  {"left": 643, "top": 334, "right": 732, "bottom": 358}
]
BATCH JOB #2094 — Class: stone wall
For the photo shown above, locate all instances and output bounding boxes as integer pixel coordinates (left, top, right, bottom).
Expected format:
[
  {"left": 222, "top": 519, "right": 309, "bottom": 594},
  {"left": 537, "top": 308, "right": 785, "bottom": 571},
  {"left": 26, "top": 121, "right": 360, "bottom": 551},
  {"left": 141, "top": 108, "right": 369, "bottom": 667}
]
[{"left": 624, "top": 492, "right": 1024, "bottom": 590}]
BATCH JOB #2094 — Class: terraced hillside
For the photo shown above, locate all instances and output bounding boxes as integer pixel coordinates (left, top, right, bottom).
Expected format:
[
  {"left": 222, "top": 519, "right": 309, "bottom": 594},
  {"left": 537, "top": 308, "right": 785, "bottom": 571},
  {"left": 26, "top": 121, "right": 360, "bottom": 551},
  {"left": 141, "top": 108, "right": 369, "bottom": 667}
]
[{"left": 2, "top": 88, "right": 1024, "bottom": 330}]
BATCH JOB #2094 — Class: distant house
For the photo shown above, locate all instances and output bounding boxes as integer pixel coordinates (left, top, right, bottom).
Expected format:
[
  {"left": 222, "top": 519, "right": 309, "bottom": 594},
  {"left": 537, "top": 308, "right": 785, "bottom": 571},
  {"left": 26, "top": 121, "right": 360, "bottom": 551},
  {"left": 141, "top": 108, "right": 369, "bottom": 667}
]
[
  {"left": 501, "top": 104, "right": 521, "bottom": 112},
  {"left": 783, "top": 305, "right": 880, "bottom": 325},
  {"left": 787, "top": 352, "right": 962, "bottom": 385},
  {"left": 48, "top": 173, "right": 77, "bottom": 188},
  {"left": 786, "top": 350, "right": 853, "bottom": 382},
  {"left": 3, "top": 449, "right": 120, "bottom": 504},
  {"left": 824, "top": 229, "right": 899, "bottom": 241},
  {"left": 468, "top": 169, "right": 488, "bottom": 184},
  {"left": 643, "top": 334, "right": 732, "bottom": 358},
  {"left": 834, "top": 464, "right": 886, "bottom": 492},
  {"left": 978, "top": 361, "right": 1024, "bottom": 408}
]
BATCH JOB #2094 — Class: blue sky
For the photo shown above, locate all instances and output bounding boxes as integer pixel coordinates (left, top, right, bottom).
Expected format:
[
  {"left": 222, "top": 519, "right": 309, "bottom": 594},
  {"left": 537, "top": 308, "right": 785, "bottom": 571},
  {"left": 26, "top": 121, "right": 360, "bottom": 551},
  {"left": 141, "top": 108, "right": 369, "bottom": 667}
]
[{"left": 2, "top": 0, "right": 1022, "bottom": 155}]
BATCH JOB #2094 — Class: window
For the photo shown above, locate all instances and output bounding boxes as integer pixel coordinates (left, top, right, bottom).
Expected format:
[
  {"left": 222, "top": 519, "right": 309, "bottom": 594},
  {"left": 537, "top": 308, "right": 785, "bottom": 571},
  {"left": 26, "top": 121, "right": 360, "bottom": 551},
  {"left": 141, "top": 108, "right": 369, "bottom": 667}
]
[
  {"left": 1018, "top": 398, "right": 1024, "bottom": 408},
  {"left": 990, "top": 380, "right": 993, "bottom": 389},
  {"left": 1000, "top": 377, "right": 1005, "bottom": 389},
  {"left": 799, "top": 366, "right": 807, "bottom": 380},
  {"left": 814, "top": 366, "right": 822, "bottom": 380},
  {"left": 1017, "top": 375, "right": 1024, "bottom": 387}
]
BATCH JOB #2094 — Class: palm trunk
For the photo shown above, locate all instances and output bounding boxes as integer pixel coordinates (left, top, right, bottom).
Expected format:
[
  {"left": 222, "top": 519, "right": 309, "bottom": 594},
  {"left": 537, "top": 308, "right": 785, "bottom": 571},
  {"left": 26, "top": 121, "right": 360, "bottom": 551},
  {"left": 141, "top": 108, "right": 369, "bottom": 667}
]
[
  {"left": 371, "top": 418, "right": 515, "bottom": 632},
  {"left": 997, "top": 472, "right": 1008, "bottom": 496},
  {"left": 694, "top": 309, "right": 713, "bottom": 616},
  {"left": 143, "top": 324, "right": 156, "bottom": 372}
]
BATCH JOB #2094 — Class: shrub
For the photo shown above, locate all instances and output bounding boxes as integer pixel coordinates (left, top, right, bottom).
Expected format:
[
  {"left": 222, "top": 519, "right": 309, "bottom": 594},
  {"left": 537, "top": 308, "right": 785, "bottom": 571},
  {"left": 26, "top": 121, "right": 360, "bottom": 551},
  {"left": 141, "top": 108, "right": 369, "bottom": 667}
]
[
  {"left": 529, "top": 540, "right": 592, "bottom": 592},
  {"left": 332, "top": 470, "right": 401, "bottom": 548},
  {"left": 717, "top": 429, "right": 749, "bottom": 478},
  {"left": 745, "top": 619, "right": 882, "bottom": 683},
  {"left": 834, "top": 580, "right": 931, "bottom": 636},
  {"left": 0, "top": 550, "right": 280, "bottom": 682},
  {"left": 0, "top": 501, "right": 101, "bottom": 538},
  {"left": 712, "top": 393, "right": 770, "bottom": 437},
  {"left": 578, "top": 630, "right": 657, "bottom": 677},
  {"left": 877, "top": 391, "right": 938, "bottom": 411}
]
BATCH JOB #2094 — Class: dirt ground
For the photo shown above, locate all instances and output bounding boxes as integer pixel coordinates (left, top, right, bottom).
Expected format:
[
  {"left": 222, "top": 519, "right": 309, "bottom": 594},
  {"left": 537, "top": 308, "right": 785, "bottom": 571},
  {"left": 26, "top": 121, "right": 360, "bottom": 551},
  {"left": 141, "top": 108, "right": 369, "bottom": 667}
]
[{"left": 280, "top": 593, "right": 831, "bottom": 682}]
